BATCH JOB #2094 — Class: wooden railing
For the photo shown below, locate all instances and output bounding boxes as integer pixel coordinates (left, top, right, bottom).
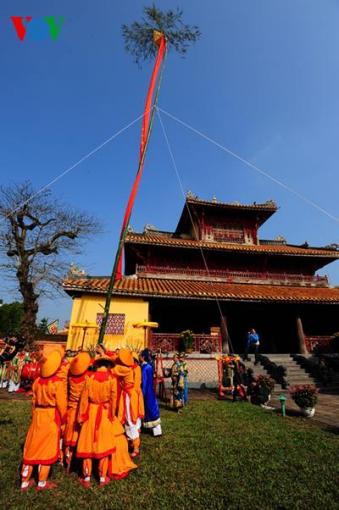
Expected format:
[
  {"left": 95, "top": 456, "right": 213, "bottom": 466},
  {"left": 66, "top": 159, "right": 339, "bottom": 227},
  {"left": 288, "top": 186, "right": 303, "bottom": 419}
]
[
  {"left": 305, "top": 336, "right": 333, "bottom": 353},
  {"left": 149, "top": 332, "right": 222, "bottom": 353},
  {"left": 137, "top": 265, "right": 328, "bottom": 287}
]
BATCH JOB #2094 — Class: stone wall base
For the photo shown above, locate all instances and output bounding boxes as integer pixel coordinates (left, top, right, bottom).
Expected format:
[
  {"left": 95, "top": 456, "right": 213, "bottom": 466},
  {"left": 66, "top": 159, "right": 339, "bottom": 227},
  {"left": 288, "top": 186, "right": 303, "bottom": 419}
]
[{"left": 159, "top": 353, "right": 219, "bottom": 389}]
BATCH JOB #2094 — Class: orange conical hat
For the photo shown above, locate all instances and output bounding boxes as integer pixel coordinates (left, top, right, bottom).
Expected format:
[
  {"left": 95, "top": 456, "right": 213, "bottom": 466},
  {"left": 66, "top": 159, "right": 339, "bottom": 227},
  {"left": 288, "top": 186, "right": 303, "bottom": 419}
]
[
  {"left": 118, "top": 348, "right": 134, "bottom": 367},
  {"left": 70, "top": 352, "right": 91, "bottom": 376},
  {"left": 40, "top": 350, "right": 62, "bottom": 378},
  {"left": 113, "top": 364, "right": 132, "bottom": 378}
]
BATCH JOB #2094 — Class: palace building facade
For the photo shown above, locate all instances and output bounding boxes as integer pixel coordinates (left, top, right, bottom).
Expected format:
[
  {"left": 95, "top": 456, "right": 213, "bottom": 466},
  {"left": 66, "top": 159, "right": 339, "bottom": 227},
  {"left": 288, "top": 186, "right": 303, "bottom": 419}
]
[{"left": 63, "top": 195, "right": 339, "bottom": 354}]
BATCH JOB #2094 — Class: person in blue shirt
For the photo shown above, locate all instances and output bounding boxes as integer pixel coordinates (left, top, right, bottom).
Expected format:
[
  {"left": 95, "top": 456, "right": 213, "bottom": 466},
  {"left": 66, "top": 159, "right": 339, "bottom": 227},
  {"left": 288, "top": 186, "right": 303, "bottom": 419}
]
[
  {"left": 244, "top": 328, "right": 260, "bottom": 363},
  {"left": 140, "top": 349, "right": 162, "bottom": 436}
]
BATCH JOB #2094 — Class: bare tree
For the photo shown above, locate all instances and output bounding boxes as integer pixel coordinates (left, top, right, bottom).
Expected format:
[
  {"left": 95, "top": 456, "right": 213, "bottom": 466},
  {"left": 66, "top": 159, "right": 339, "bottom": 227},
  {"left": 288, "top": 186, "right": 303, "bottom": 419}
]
[{"left": 0, "top": 181, "right": 100, "bottom": 348}]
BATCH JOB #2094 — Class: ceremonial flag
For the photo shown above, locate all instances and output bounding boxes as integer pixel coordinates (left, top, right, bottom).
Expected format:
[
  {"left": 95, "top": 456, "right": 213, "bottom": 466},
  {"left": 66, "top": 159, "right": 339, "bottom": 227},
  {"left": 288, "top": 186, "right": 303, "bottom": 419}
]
[
  {"left": 97, "top": 32, "right": 167, "bottom": 345},
  {"left": 47, "top": 320, "right": 59, "bottom": 335},
  {"left": 116, "top": 33, "right": 167, "bottom": 280}
]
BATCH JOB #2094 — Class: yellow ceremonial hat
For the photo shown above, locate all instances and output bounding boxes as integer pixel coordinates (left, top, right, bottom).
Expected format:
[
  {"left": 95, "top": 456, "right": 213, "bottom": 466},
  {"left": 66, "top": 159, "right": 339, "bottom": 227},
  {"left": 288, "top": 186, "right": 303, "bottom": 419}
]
[
  {"left": 70, "top": 352, "right": 91, "bottom": 376},
  {"left": 40, "top": 350, "right": 62, "bottom": 378},
  {"left": 113, "top": 364, "right": 132, "bottom": 378},
  {"left": 118, "top": 348, "right": 134, "bottom": 367}
]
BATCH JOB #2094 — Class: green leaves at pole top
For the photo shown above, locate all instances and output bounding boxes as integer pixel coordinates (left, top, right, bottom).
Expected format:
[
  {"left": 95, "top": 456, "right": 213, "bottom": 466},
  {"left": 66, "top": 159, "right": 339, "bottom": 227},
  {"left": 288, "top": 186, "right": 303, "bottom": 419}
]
[{"left": 122, "top": 4, "right": 201, "bottom": 65}]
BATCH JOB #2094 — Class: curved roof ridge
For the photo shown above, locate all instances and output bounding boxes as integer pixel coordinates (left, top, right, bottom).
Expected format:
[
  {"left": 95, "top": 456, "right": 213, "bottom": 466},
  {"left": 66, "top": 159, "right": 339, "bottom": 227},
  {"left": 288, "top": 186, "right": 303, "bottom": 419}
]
[
  {"left": 124, "top": 233, "right": 339, "bottom": 258},
  {"left": 63, "top": 276, "right": 339, "bottom": 304}
]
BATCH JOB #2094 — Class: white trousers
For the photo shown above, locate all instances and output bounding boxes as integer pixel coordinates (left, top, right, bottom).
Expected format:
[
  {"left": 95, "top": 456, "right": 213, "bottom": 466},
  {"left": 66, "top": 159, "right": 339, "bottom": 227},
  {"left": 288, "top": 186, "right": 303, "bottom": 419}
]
[{"left": 124, "top": 393, "right": 141, "bottom": 441}]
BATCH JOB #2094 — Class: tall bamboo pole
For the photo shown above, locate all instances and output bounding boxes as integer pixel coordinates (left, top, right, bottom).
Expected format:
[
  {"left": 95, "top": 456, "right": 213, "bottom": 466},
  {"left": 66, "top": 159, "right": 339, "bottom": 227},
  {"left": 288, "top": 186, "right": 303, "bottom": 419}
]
[{"left": 97, "top": 41, "right": 167, "bottom": 346}]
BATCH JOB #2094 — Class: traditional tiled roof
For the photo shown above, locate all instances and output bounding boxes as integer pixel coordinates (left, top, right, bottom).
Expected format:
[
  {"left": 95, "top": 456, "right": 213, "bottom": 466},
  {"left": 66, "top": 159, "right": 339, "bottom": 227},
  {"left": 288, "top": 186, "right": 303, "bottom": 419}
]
[
  {"left": 125, "top": 233, "right": 339, "bottom": 258},
  {"left": 175, "top": 197, "right": 278, "bottom": 232},
  {"left": 63, "top": 277, "right": 339, "bottom": 304},
  {"left": 186, "top": 196, "right": 278, "bottom": 212}
]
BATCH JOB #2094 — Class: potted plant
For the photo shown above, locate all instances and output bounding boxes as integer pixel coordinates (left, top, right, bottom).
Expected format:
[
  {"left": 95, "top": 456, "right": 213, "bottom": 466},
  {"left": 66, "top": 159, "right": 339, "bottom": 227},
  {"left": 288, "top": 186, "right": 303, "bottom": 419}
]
[
  {"left": 179, "top": 330, "right": 194, "bottom": 353},
  {"left": 248, "top": 375, "right": 275, "bottom": 406},
  {"left": 289, "top": 384, "right": 318, "bottom": 417}
]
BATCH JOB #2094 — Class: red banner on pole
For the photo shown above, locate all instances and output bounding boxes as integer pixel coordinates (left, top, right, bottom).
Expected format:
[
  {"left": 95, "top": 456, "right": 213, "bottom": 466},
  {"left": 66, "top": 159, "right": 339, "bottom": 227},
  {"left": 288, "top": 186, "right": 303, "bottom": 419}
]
[{"left": 116, "top": 35, "right": 167, "bottom": 280}]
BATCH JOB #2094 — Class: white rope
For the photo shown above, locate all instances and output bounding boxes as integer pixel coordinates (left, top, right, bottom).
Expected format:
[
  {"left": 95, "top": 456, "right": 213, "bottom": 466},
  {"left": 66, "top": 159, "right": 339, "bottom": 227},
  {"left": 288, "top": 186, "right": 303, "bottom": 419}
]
[
  {"left": 157, "top": 108, "right": 233, "bottom": 352},
  {"left": 158, "top": 107, "right": 339, "bottom": 225},
  {"left": 2, "top": 111, "right": 147, "bottom": 221}
]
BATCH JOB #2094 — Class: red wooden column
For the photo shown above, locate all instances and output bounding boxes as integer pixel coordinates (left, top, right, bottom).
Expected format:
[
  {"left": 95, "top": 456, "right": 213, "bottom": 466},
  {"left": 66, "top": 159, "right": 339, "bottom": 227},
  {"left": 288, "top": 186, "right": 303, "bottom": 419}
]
[{"left": 220, "top": 315, "right": 231, "bottom": 354}]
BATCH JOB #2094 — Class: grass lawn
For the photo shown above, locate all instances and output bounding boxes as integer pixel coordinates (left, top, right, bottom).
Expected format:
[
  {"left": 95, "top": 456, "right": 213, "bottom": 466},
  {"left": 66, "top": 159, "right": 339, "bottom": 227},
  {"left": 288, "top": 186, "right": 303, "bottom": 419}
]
[{"left": 0, "top": 399, "right": 339, "bottom": 510}]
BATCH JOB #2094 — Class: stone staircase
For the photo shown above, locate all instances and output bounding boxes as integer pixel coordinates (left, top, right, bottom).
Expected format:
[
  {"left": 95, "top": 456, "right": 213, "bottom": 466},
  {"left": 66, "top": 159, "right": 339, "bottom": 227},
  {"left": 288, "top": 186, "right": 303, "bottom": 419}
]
[
  {"left": 242, "top": 354, "right": 339, "bottom": 428},
  {"left": 268, "top": 354, "right": 315, "bottom": 389},
  {"left": 243, "top": 353, "right": 339, "bottom": 397},
  {"left": 242, "top": 355, "right": 279, "bottom": 398},
  {"left": 292, "top": 355, "right": 339, "bottom": 395}
]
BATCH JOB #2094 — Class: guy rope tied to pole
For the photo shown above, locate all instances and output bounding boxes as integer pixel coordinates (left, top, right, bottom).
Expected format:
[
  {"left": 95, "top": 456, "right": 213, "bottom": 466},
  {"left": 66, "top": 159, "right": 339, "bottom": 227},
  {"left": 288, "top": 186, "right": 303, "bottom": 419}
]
[{"left": 97, "top": 32, "right": 167, "bottom": 345}]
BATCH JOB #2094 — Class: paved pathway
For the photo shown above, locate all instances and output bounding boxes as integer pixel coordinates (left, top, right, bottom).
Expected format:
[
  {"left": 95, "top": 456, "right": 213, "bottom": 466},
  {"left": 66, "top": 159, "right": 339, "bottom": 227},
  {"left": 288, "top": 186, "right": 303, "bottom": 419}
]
[
  {"left": 270, "top": 391, "right": 339, "bottom": 431},
  {"left": 242, "top": 354, "right": 339, "bottom": 431}
]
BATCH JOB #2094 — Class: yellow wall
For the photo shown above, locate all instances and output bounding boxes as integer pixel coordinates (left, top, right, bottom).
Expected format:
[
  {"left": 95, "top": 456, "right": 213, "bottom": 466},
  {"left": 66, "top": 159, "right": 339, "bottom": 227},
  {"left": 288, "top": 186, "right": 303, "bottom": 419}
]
[{"left": 66, "top": 295, "right": 149, "bottom": 351}]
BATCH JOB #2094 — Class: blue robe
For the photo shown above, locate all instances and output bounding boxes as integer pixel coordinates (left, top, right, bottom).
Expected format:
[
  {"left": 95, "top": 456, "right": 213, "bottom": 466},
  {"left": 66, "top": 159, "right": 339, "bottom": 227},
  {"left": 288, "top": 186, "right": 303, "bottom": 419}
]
[{"left": 141, "top": 362, "right": 161, "bottom": 428}]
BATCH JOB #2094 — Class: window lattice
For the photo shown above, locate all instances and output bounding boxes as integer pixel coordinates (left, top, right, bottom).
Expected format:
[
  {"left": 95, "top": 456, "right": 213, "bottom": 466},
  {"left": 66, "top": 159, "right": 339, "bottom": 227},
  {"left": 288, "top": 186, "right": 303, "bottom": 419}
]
[{"left": 96, "top": 313, "right": 125, "bottom": 335}]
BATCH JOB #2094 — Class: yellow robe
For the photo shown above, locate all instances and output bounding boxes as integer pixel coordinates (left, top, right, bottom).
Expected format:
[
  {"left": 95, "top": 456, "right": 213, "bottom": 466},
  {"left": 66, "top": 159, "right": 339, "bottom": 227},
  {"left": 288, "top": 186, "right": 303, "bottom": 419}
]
[
  {"left": 76, "top": 368, "right": 123, "bottom": 459},
  {"left": 133, "top": 364, "right": 145, "bottom": 420},
  {"left": 110, "top": 366, "right": 138, "bottom": 478},
  {"left": 64, "top": 372, "right": 88, "bottom": 447},
  {"left": 23, "top": 375, "right": 67, "bottom": 465},
  {"left": 56, "top": 358, "right": 70, "bottom": 398},
  {"left": 115, "top": 364, "right": 143, "bottom": 424}
]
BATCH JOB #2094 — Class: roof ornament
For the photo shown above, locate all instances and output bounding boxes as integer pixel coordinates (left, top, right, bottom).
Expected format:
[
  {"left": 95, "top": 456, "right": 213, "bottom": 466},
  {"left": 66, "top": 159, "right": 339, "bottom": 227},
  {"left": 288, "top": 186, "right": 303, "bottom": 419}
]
[
  {"left": 186, "top": 190, "right": 198, "bottom": 200},
  {"left": 212, "top": 195, "right": 218, "bottom": 203},
  {"left": 275, "top": 235, "right": 286, "bottom": 244},
  {"left": 144, "top": 224, "right": 159, "bottom": 234},
  {"left": 127, "top": 225, "right": 134, "bottom": 233},
  {"left": 264, "top": 199, "right": 277, "bottom": 207},
  {"left": 325, "top": 243, "right": 339, "bottom": 251},
  {"left": 68, "top": 263, "right": 87, "bottom": 278}
]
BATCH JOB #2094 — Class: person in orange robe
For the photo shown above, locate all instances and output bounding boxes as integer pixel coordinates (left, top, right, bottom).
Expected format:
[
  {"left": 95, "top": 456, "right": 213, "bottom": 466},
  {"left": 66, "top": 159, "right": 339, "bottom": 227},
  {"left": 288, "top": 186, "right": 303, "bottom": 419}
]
[
  {"left": 55, "top": 350, "right": 70, "bottom": 464},
  {"left": 56, "top": 351, "right": 70, "bottom": 398},
  {"left": 76, "top": 356, "right": 136, "bottom": 487},
  {"left": 129, "top": 352, "right": 144, "bottom": 457},
  {"left": 109, "top": 422, "right": 138, "bottom": 480},
  {"left": 114, "top": 348, "right": 143, "bottom": 457},
  {"left": 110, "top": 351, "right": 138, "bottom": 480},
  {"left": 21, "top": 350, "right": 67, "bottom": 491},
  {"left": 63, "top": 352, "right": 91, "bottom": 471}
]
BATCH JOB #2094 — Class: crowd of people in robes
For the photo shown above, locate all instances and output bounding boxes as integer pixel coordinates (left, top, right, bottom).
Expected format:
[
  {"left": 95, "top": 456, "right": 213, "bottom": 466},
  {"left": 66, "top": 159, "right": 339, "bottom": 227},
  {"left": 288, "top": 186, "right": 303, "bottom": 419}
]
[
  {"left": 0, "top": 348, "right": 40, "bottom": 393},
  {"left": 218, "top": 354, "right": 255, "bottom": 401},
  {"left": 19, "top": 345, "right": 162, "bottom": 491},
  {"left": 0, "top": 337, "right": 32, "bottom": 392}
]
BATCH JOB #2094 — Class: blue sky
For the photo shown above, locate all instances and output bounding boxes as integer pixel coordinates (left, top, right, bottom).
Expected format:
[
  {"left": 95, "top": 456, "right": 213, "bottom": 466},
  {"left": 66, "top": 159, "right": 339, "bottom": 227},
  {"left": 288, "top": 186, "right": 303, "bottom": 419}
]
[{"left": 1, "top": 0, "right": 339, "bottom": 325}]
